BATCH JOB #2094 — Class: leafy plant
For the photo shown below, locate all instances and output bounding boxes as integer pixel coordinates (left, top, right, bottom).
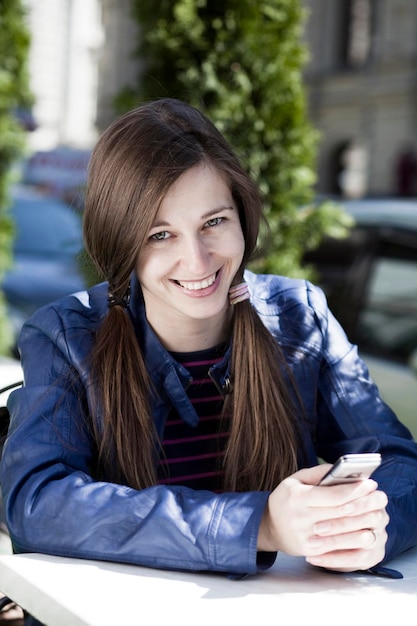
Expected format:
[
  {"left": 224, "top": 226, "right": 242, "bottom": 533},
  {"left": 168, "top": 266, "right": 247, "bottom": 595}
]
[
  {"left": 0, "top": 0, "right": 32, "bottom": 354},
  {"left": 116, "top": 0, "right": 351, "bottom": 277}
]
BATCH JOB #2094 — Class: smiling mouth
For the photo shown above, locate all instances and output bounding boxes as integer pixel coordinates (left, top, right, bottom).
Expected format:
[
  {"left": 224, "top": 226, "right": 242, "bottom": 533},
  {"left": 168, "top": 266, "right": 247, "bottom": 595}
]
[{"left": 175, "top": 271, "right": 218, "bottom": 291}]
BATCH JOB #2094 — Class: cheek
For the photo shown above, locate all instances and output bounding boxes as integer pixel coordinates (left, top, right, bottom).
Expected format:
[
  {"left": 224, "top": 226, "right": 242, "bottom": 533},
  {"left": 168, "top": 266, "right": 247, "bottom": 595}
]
[
  {"left": 135, "top": 250, "right": 170, "bottom": 285},
  {"left": 230, "top": 226, "right": 245, "bottom": 264},
  {"left": 135, "top": 254, "right": 151, "bottom": 285}
]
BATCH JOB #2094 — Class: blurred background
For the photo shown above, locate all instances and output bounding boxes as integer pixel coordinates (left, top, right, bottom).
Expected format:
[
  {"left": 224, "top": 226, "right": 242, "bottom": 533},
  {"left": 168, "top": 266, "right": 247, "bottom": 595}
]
[{"left": 19, "top": 0, "right": 417, "bottom": 198}]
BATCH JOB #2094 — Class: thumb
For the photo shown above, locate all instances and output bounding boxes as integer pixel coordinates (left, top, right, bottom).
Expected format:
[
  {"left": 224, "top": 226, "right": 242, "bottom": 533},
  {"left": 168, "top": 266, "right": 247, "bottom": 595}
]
[{"left": 292, "top": 464, "right": 333, "bottom": 486}]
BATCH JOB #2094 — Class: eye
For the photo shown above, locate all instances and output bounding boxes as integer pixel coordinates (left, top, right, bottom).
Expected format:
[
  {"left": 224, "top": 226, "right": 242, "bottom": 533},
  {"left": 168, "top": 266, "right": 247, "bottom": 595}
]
[
  {"left": 150, "top": 231, "right": 170, "bottom": 241},
  {"left": 205, "top": 217, "right": 223, "bottom": 228}
]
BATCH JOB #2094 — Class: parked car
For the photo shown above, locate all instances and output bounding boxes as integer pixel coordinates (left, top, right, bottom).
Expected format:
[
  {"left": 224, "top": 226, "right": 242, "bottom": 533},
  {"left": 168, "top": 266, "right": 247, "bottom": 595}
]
[
  {"left": 303, "top": 198, "right": 417, "bottom": 438},
  {"left": 1, "top": 185, "right": 86, "bottom": 353}
]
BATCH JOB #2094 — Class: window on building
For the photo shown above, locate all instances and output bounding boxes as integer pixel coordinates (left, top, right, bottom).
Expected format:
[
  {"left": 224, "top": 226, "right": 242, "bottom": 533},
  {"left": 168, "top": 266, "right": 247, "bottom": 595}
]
[{"left": 340, "top": 0, "right": 374, "bottom": 68}]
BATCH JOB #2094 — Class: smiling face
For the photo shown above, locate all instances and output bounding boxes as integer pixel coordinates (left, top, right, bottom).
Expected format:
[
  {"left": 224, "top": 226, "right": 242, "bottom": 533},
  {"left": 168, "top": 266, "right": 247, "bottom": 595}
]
[{"left": 135, "top": 162, "right": 245, "bottom": 350}]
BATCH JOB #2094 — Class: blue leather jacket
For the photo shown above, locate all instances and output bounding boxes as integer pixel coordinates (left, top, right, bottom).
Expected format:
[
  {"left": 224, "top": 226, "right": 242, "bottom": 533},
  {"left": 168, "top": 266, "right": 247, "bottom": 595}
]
[{"left": 2, "top": 271, "right": 417, "bottom": 575}]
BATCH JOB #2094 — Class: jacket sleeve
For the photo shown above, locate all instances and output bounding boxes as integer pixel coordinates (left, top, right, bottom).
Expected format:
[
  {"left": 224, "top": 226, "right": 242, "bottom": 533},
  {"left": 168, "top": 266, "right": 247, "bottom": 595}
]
[
  {"left": 0, "top": 309, "right": 270, "bottom": 575},
  {"left": 307, "top": 283, "right": 417, "bottom": 562}
]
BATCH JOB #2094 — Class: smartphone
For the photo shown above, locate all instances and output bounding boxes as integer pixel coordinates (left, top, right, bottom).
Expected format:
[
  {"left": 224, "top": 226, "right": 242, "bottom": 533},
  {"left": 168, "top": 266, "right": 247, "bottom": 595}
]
[{"left": 319, "top": 453, "right": 381, "bottom": 486}]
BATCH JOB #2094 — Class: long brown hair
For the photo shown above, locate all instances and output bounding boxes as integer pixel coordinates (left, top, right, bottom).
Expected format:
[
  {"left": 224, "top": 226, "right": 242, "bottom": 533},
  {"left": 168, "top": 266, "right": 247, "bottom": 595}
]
[{"left": 83, "top": 98, "right": 299, "bottom": 492}]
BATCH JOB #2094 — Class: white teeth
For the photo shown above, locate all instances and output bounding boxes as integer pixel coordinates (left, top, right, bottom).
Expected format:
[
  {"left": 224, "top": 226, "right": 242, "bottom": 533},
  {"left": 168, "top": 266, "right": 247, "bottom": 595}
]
[{"left": 178, "top": 273, "right": 216, "bottom": 291}]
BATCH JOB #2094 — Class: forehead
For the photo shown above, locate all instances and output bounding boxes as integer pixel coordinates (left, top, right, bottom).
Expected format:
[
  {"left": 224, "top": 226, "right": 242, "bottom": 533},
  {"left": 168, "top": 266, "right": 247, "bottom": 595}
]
[{"left": 157, "top": 163, "right": 234, "bottom": 217}]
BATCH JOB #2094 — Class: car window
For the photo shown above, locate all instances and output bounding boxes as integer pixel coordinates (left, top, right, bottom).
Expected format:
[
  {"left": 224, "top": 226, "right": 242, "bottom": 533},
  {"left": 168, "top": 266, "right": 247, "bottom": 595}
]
[
  {"left": 12, "top": 198, "right": 83, "bottom": 256},
  {"left": 357, "top": 257, "right": 417, "bottom": 362}
]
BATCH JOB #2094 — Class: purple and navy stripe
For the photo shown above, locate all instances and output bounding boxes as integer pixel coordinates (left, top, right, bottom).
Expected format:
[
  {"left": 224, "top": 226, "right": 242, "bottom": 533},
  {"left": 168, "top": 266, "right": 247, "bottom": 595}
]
[{"left": 157, "top": 346, "right": 228, "bottom": 492}]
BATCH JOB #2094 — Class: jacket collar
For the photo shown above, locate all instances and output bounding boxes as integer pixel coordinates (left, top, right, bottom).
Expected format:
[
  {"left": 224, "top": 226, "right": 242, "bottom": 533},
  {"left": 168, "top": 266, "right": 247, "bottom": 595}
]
[{"left": 127, "top": 276, "right": 231, "bottom": 427}]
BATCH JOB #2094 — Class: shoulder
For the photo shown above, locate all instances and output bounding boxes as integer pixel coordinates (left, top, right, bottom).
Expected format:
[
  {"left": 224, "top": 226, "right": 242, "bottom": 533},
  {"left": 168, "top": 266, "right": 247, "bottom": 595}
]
[
  {"left": 19, "top": 282, "right": 109, "bottom": 353},
  {"left": 243, "top": 270, "right": 334, "bottom": 355},
  {"left": 244, "top": 270, "right": 328, "bottom": 318}
]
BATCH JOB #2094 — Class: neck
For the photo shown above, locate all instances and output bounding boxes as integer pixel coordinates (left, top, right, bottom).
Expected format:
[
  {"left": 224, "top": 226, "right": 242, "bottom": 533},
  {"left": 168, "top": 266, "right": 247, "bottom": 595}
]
[{"left": 148, "top": 310, "right": 232, "bottom": 353}]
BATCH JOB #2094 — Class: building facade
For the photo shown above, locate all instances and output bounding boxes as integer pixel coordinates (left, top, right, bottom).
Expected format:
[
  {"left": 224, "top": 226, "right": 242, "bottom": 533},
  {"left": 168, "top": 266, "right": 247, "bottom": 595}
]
[
  {"left": 23, "top": 0, "right": 103, "bottom": 151},
  {"left": 95, "top": 0, "right": 417, "bottom": 197},
  {"left": 303, "top": 0, "right": 417, "bottom": 197},
  {"left": 23, "top": 0, "right": 417, "bottom": 198}
]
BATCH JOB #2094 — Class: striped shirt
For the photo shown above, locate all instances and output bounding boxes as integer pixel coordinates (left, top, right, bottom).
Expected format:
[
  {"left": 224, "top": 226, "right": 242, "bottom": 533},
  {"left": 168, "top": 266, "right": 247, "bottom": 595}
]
[{"left": 157, "top": 344, "right": 228, "bottom": 492}]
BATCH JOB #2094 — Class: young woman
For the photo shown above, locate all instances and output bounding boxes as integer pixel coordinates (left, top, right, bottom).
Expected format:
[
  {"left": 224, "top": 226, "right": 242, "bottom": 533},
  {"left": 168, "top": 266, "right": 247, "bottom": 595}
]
[{"left": 2, "top": 99, "right": 417, "bottom": 581}]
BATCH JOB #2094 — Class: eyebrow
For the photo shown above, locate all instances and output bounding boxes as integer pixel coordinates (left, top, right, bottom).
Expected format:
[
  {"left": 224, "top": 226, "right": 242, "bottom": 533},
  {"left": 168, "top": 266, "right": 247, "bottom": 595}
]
[{"left": 151, "top": 205, "right": 236, "bottom": 229}]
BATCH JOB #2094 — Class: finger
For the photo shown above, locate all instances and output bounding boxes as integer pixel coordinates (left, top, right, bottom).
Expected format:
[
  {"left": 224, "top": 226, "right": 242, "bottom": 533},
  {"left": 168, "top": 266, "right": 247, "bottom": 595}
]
[
  {"left": 306, "top": 540, "right": 387, "bottom": 571},
  {"left": 306, "top": 528, "right": 388, "bottom": 571},
  {"left": 313, "top": 496, "right": 389, "bottom": 536},
  {"left": 312, "top": 478, "right": 379, "bottom": 505},
  {"left": 307, "top": 527, "right": 380, "bottom": 554},
  {"left": 300, "top": 482, "right": 381, "bottom": 526},
  {"left": 292, "top": 464, "right": 333, "bottom": 485},
  {"left": 289, "top": 468, "right": 378, "bottom": 510}
]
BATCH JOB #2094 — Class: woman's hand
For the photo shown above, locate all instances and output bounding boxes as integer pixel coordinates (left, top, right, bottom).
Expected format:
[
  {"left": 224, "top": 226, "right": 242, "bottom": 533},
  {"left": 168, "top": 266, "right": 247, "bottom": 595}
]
[{"left": 257, "top": 464, "right": 389, "bottom": 572}]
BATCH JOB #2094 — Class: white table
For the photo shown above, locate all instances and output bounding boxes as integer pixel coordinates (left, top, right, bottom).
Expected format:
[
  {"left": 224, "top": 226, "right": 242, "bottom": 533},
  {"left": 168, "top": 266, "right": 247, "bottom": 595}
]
[{"left": 0, "top": 548, "right": 416, "bottom": 626}]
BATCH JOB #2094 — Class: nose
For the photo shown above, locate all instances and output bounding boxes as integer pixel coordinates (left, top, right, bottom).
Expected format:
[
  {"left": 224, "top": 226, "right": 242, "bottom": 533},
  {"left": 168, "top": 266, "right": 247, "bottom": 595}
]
[{"left": 180, "top": 234, "right": 211, "bottom": 275}]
